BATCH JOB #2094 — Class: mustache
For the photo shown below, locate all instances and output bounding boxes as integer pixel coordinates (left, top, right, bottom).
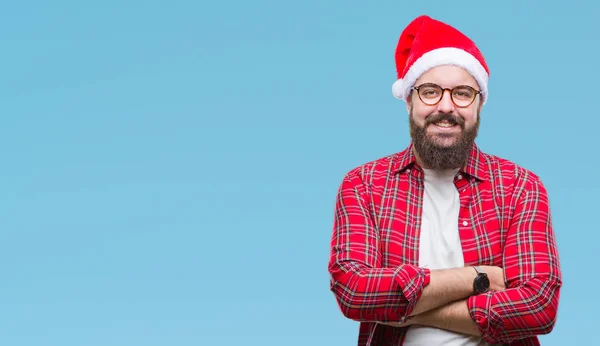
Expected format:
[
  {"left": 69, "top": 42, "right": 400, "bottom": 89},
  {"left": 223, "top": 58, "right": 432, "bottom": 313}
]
[{"left": 425, "top": 113, "right": 465, "bottom": 128}]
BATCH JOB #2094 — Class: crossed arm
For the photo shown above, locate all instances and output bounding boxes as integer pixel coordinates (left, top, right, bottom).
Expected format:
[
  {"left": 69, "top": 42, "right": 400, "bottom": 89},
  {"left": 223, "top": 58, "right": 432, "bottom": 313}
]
[
  {"left": 411, "top": 299, "right": 480, "bottom": 336},
  {"left": 328, "top": 172, "right": 562, "bottom": 344},
  {"left": 381, "top": 271, "right": 495, "bottom": 337}
]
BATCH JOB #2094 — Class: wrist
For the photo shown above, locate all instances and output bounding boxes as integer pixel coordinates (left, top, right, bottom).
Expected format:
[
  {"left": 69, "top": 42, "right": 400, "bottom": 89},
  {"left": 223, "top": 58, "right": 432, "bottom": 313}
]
[
  {"left": 472, "top": 266, "right": 490, "bottom": 294},
  {"left": 457, "top": 267, "right": 479, "bottom": 297}
]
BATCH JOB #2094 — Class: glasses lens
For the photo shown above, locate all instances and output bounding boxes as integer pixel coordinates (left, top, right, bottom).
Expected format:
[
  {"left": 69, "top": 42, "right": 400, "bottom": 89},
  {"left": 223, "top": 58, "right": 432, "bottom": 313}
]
[
  {"left": 418, "top": 84, "right": 442, "bottom": 105},
  {"left": 452, "top": 86, "right": 476, "bottom": 107}
]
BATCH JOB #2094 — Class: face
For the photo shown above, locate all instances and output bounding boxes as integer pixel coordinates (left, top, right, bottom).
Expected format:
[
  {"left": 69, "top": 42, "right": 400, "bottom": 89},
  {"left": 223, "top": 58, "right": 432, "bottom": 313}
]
[{"left": 406, "top": 65, "right": 482, "bottom": 170}]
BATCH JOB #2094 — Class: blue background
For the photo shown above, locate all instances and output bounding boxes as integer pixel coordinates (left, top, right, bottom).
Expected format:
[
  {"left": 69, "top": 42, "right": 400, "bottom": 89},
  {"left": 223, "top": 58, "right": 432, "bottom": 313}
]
[{"left": 0, "top": 1, "right": 596, "bottom": 345}]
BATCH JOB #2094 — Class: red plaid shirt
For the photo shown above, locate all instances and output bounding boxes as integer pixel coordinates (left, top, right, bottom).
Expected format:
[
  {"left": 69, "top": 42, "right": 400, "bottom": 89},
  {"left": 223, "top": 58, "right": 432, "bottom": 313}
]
[{"left": 328, "top": 143, "right": 562, "bottom": 346}]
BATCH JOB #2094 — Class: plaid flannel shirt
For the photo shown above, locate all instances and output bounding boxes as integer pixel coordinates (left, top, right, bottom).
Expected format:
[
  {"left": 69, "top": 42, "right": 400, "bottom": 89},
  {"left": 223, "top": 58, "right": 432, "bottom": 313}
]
[{"left": 328, "top": 143, "right": 562, "bottom": 346}]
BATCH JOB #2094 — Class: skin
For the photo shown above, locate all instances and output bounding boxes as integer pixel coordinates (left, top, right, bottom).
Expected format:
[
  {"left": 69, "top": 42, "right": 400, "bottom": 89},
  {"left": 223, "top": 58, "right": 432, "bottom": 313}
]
[
  {"left": 407, "top": 65, "right": 483, "bottom": 167},
  {"left": 408, "top": 265, "right": 506, "bottom": 318},
  {"left": 380, "top": 65, "right": 506, "bottom": 336},
  {"left": 384, "top": 266, "right": 506, "bottom": 336}
]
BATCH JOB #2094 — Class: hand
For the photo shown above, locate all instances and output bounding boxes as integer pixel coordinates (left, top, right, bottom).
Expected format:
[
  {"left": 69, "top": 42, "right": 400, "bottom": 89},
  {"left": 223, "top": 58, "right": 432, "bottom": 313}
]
[{"left": 479, "top": 265, "right": 506, "bottom": 291}]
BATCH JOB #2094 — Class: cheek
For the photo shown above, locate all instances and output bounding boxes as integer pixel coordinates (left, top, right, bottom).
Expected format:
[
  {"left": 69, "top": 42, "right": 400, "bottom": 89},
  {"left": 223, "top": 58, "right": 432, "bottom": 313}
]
[
  {"left": 460, "top": 110, "right": 478, "bottom": 127},
  {"left": 411, "top": 107, "right": 433, "bottom": 125}
]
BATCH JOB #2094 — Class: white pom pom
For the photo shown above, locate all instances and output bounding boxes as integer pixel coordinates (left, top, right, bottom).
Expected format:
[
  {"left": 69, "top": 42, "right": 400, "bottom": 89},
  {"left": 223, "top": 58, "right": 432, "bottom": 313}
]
[{"left": 392, "top": 79, "right": 407, "bottom": 100}]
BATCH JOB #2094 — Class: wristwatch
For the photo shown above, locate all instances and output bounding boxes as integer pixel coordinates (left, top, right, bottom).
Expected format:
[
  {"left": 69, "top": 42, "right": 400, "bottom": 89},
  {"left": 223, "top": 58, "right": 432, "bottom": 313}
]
[{"left": 473, "top": 266, "right": 490, "bottom": 294}]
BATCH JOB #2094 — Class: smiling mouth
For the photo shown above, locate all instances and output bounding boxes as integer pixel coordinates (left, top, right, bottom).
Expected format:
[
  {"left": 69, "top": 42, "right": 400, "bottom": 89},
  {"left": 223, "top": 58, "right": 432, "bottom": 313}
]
[{"left": 432, "top": 120, "right": 458, "bottom": 128}]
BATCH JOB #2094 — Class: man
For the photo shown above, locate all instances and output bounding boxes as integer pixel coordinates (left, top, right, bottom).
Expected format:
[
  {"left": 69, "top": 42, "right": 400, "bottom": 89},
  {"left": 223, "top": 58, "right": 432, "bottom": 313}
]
[{"left": 327, "top": 15, "right": 562, "bottom": 346}]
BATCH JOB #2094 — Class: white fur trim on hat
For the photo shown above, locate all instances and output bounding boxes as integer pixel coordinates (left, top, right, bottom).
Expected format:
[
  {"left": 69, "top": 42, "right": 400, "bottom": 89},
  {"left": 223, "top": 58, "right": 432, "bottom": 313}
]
[{"left": 392, "top": 47, "right": 489, "bottom": 104}]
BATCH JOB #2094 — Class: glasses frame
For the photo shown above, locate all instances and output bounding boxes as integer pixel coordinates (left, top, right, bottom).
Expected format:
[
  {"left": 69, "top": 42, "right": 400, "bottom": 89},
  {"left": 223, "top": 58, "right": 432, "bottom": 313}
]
[{"left": 411, "top": 83, "right": 481, "bottom": 108}]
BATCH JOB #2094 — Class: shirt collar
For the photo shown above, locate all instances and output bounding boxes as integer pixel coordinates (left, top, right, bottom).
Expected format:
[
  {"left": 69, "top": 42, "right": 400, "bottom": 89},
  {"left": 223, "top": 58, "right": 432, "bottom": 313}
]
[{"left": 392, "top": 142, "right": 489, "bottom": 181}]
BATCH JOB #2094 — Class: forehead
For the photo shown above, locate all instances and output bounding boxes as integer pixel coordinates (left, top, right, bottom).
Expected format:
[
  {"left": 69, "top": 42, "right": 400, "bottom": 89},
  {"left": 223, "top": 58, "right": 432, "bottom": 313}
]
[{"left": 415, "top": 65, "right": 479, "bottom": 89}]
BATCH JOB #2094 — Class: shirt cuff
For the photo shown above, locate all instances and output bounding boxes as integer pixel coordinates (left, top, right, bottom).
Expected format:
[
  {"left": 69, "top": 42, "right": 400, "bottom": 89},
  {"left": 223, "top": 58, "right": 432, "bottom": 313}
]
[
  {"left": 467, "top": 292, "right": 502, "bottom": 343},
  {"left": 394, "top": 265, "right": 431, "bottom": 320}
]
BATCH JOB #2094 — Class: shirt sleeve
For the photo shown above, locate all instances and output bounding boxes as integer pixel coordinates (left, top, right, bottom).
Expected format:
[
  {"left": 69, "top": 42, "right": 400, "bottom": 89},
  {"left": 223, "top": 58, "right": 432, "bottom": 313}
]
[
  {"left": 467, "top": 176, "right": 562, "bottom": 343},
  {"left": 328, "top": 170, "right": 431, "bottom": 323}
]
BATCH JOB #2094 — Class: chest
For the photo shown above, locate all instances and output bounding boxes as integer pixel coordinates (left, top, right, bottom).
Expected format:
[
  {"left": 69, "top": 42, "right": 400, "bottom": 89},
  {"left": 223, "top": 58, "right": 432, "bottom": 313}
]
[{"left": 371, "top": 174, "right": 510, "bottom": 268}]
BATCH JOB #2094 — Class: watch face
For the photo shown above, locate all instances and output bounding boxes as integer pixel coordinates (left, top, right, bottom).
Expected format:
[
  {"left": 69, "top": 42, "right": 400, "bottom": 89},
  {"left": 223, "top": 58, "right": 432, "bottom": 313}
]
[{"left": 475, "top": 275, "right": 490, "bottom": 293}]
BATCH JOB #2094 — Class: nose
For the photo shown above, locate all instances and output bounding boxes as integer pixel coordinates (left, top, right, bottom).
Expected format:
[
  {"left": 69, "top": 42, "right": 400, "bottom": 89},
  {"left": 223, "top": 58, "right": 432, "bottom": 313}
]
[{"left": 436, "top": 89, "right": 455, "bottom": 113}]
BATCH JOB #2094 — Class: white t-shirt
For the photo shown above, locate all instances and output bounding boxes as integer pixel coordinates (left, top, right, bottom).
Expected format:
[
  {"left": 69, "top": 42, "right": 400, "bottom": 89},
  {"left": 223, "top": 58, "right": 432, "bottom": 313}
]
[{"left": 402, "top": 168, "right": 489, "bottom": 346}]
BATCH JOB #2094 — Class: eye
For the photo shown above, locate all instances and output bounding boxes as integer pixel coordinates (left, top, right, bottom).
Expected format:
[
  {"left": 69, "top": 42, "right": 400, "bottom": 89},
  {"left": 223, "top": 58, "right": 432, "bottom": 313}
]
[
  {"left": 420, "top": 87, "right": 440, "bottom": 97},
  {"left": 453, "top": 87, "right": 474, "bottom": 99}
]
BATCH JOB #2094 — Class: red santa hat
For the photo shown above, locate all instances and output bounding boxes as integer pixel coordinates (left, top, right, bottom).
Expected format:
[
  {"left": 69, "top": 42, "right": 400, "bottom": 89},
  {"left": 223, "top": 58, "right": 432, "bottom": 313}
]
[{"left": 392, "top": 15, "right": 490, "bottom": 104}]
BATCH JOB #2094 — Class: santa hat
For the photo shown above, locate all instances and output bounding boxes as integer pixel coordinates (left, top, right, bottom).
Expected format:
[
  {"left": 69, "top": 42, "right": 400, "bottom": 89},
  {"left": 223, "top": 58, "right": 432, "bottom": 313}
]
[{"left": 392, "top": 15, "right": 490, "bottom": 104}]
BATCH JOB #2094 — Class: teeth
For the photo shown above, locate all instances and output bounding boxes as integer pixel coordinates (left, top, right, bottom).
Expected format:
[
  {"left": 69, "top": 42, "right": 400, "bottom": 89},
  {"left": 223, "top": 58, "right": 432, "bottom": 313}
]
[{"left": 435, "top": 121, "right": 453, "bottom": 128}]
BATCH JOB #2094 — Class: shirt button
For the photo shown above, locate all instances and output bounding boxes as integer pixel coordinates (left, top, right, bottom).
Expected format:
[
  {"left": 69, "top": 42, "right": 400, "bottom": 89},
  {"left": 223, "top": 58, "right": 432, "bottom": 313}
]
[
  {"left": 457, "top": 174, "right": 463, "bottom": 180},
  {"left": 462, "top": 220, "right": 468, "bottom": 226},
  {"left": 406, "top": 169, "right": 411, "bottom": 173}
]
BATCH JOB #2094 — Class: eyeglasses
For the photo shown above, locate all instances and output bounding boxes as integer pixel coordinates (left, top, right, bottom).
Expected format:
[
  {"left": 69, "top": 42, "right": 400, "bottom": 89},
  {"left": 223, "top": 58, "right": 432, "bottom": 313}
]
[{"left": 412, "top": 83, "right": 481, "bottom": 108}]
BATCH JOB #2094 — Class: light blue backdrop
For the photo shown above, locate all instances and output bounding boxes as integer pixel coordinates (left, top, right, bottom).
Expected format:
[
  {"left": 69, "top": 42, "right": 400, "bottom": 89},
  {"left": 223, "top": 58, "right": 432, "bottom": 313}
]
[{"left": 0, "top": 1, "right": 596, "bottom": 345}]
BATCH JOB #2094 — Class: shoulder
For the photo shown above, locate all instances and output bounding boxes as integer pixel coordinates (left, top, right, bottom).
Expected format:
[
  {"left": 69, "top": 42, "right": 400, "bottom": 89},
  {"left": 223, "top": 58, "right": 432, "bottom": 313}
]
[
  {"left": 340, "top": 151, "right": 402, "bottom": 186},
  {"left": 480, "top": 150, "right": 547, "bottom": 196}
]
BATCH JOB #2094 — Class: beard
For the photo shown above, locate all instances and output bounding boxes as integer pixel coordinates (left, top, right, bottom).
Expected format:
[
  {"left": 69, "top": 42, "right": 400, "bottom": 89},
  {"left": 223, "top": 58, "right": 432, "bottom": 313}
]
[{"left": 409, "top": 108, "right": 480, "bottom": 170}]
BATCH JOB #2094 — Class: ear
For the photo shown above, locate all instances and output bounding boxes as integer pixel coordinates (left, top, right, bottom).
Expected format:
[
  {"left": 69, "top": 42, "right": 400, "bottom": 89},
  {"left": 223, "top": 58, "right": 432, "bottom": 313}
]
[{"left": 406, "top": 91, "right": 413, "bottom": 113}]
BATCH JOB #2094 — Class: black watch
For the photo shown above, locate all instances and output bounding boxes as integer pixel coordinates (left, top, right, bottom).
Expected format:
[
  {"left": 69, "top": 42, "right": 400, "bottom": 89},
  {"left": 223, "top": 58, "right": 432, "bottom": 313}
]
[{"left": 473, "top": 266, "right": 490, "bottom": 294}]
